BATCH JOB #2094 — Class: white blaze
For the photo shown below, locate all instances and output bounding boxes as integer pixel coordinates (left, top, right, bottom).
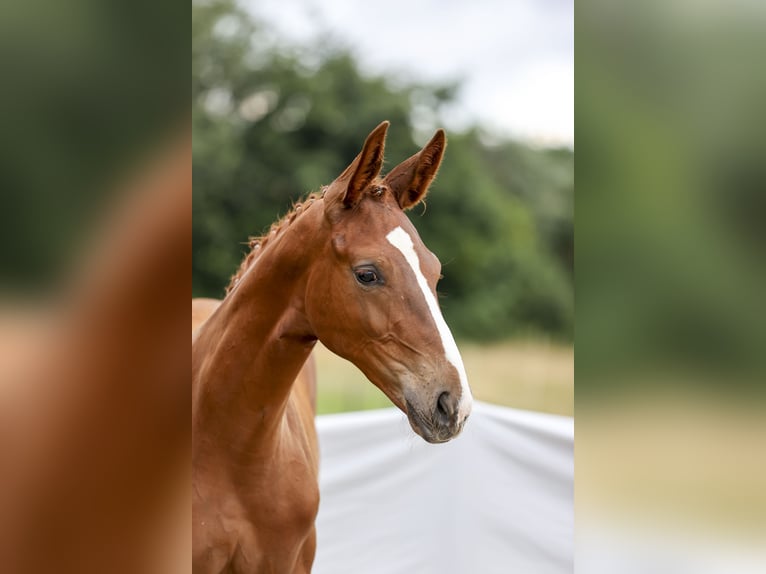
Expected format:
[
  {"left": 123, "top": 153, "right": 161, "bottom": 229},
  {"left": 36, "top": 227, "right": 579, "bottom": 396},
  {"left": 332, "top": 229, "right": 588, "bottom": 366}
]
[{"left": 386, "top": 226, "right": 473, "bottom": 417}]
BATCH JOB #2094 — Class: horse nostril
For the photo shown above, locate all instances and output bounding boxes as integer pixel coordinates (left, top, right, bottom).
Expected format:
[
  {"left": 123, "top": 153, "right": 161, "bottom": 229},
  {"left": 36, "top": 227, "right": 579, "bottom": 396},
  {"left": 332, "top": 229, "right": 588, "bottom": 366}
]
[{"left": 436, "top": 391, "right": 454, "bottom": 424}]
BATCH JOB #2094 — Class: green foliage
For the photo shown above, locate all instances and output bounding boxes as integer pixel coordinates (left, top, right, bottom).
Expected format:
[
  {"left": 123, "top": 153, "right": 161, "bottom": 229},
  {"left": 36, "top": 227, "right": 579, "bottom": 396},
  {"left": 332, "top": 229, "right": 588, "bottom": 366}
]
[
  {"left": 1, "top": 0, "right": 187, "bottom": 291},
  {"left": 192, "top": 0, "right": 573, "bottom": 340}
]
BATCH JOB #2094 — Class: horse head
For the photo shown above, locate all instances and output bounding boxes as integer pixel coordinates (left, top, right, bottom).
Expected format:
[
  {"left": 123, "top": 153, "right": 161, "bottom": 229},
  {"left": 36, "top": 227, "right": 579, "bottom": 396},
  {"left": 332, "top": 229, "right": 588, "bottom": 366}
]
[{"left": 306, "top": 122, "right": 473, "bottom": 443}]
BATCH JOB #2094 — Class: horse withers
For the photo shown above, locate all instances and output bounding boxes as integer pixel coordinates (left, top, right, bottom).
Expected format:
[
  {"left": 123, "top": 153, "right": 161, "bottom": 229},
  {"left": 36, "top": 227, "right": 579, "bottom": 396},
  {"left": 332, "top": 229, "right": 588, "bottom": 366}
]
[{"left": 191, "top": 121, "right": 473, "bottom": 573}]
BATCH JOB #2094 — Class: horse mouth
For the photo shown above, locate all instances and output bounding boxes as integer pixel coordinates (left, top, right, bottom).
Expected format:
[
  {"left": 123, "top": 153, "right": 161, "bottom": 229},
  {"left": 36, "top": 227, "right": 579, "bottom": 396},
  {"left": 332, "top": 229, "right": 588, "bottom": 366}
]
[{"left": 404, "top": 399, "right": 456, "bottom": 444}]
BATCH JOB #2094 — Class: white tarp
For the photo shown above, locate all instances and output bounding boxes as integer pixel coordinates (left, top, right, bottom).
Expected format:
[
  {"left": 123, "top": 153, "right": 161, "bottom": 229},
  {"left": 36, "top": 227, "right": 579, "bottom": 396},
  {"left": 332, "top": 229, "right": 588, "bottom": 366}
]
[{"left": 314, "top": 402, "right": 573, "bottom": 574}]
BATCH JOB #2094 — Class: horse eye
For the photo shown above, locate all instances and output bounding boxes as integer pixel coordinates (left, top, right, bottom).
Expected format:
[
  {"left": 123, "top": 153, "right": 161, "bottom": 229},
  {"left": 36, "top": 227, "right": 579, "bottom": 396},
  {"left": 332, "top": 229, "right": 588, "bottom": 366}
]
[{"left": 355, "top": 269, "right": 379, "bottom": 285}]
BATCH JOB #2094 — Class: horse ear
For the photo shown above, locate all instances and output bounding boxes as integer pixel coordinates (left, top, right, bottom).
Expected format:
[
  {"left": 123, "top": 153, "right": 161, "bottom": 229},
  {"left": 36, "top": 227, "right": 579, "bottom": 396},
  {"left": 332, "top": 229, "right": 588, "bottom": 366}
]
[
  {"left": 384, "top": 129, "right": 446, "bottom": 210},
  {"left": 337, "top": 121, "right": 389, "bottom": 208}
]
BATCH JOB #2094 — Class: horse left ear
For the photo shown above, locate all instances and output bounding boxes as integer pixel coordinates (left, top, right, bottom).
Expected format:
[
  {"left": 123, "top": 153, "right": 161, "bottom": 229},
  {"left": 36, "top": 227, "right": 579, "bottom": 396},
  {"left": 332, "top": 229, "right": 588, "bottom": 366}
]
[
  {"left": 335, "top": 121, "right": 389, "bottom": 208},
  {"left": 384, "top": 129, "right": 446, "bottom": 210}
]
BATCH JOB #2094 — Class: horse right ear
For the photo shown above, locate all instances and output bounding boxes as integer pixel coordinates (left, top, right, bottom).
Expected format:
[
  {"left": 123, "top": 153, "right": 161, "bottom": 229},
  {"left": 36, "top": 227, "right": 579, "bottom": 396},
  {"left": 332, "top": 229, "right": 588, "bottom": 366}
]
[
  {"left": 332, "top": 121, "right": 389, "bottom": 208},
  {"left": 384, "top": 129, "right": 446, "bottom": 210}
]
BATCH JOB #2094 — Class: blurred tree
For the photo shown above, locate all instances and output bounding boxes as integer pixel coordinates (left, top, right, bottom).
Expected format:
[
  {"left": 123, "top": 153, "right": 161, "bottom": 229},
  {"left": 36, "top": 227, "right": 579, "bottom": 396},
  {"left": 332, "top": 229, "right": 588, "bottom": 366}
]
[
  {"left": 0, "top": 0, "right": 187, "bottom": 292},
  {"left": 192, "top": 0, "right": 573, "bottom": 341}
]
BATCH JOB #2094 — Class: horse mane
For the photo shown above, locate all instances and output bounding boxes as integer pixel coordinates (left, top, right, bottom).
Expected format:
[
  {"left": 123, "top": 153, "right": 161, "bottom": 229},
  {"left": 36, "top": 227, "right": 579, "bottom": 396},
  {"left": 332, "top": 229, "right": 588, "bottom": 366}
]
[{"left": 225, "top": 190, "right": 326, "bottom": 295}]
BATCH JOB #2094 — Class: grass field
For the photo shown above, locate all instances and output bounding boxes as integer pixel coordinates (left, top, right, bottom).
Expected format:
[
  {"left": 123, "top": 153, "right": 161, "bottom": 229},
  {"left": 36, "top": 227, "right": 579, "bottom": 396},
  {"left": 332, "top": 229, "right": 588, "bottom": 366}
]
[{"left": 315, "top": 340, "right": 573, "bottom": 417}]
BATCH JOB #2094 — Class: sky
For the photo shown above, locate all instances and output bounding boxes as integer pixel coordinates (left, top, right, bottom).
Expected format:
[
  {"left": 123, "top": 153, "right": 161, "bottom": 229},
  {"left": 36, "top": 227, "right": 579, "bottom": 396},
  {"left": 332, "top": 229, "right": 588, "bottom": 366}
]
[{"left": 243, "top": 0, "right": 573, "bottom": 147}]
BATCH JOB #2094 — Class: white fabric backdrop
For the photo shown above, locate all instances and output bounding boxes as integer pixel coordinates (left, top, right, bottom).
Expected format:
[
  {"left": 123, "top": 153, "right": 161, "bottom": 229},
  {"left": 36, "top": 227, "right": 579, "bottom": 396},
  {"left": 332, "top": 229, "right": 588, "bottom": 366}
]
[{"left": 314, "top": 402, "right": 573, "bottom": 574}]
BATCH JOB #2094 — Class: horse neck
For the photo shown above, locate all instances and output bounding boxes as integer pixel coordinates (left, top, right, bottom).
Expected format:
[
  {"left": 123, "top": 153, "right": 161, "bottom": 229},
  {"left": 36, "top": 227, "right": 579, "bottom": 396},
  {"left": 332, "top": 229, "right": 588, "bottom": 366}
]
[{"left": 192, "top": 203, "right": 326, "bottom": 460}]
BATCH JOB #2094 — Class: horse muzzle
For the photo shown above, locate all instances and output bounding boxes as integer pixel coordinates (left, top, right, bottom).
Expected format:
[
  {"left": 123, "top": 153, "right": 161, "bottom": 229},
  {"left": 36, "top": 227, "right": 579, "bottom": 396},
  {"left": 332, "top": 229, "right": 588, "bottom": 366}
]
[{"left": 405, "top": 391, "right": 470, "bottom": 444}]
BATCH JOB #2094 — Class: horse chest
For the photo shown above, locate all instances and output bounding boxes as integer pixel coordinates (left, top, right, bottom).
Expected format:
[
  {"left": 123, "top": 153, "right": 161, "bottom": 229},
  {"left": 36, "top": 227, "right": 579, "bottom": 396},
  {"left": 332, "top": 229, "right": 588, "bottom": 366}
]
[
  {"left": 193, "top": 420, "right": 319, "bottom": 573},
  {"left": 251, "top": 447, "right": 320, "bottom": 533},
  {"left": 236, "top": 453, "right": 319, "bottom": 573}
]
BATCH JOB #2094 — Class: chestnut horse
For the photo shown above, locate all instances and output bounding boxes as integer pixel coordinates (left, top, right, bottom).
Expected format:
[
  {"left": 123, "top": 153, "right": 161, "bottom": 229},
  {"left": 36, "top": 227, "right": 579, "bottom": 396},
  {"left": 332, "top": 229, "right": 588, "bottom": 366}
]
[{"left": 192, "top": 122, "right": 473, "bottom": 573}]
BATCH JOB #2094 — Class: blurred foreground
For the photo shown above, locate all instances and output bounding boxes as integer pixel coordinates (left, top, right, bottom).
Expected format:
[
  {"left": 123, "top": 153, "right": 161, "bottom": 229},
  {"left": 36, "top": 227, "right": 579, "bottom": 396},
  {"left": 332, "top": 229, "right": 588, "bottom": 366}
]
[
  {"left": 1, "top": 2, "right": 188, "bottom": 568},
  {"left": 0, "top": 136, "right": 190, "bottom": 573},
  {"left": 577, "top": 0, "right": 766, "bottom": 571}
]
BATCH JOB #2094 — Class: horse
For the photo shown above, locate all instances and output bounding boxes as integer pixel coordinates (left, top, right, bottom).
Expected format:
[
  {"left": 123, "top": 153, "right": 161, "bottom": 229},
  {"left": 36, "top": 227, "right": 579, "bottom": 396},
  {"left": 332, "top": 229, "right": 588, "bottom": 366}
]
[{"left": 191, "top": 121, "right": 473, "bottom": 573}]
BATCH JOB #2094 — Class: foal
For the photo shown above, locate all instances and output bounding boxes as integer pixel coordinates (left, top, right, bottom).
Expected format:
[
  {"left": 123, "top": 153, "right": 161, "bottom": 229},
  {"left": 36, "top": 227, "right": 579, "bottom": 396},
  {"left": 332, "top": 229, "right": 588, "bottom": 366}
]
[{"left": 192, "top": 122, "right": 472, "bottom": 573}]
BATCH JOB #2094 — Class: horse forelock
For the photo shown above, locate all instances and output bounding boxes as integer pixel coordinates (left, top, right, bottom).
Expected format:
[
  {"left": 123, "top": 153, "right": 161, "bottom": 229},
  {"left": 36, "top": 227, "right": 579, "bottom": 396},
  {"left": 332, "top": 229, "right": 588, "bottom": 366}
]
[{"left": 225, "top": 182, "right": 398, "bottom": 296}]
